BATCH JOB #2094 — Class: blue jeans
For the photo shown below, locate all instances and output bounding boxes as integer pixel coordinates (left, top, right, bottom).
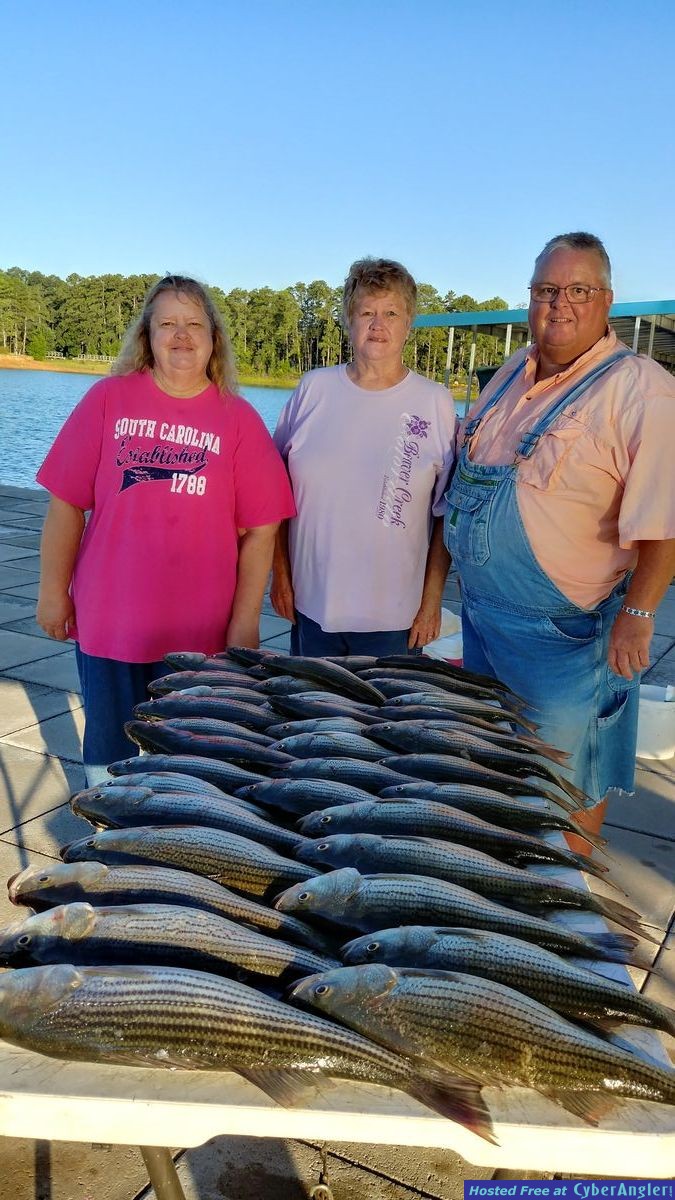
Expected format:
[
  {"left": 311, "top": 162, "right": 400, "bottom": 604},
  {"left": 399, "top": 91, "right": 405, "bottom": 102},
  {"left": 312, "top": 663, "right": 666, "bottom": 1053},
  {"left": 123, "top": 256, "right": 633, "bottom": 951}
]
[
  {"left": 75, "top": 647, "right": 171, "bottom": 786},
  {"left": 290, "top": 610, "right": 420, "bottom": 657},
  {"left": 460, "top": 589, "right": 639, "bottom": 802}
]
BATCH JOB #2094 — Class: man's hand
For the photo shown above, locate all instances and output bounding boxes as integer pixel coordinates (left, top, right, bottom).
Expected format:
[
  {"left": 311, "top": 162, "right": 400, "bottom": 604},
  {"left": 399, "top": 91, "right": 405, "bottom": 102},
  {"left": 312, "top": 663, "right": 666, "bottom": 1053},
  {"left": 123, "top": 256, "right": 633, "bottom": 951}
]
[
  {"left": 408, "top": 602, "right": 442, "bottom": 649},
  {"left": 36, "top": 590, "right": 75, "bottom": 641},
  {"left": 608, "top": 608, "right": 652, "bottom": 679}
]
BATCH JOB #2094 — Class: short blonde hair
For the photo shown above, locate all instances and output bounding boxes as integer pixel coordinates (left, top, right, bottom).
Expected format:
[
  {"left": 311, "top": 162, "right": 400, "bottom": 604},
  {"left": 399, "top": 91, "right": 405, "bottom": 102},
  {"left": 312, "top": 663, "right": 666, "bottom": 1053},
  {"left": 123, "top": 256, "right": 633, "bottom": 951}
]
[
  {"left": 342, "top": 257, "right": 417, "bottom": 327},
  {"left": 112, "top": 275, "right": 237, "bottom": 394}
]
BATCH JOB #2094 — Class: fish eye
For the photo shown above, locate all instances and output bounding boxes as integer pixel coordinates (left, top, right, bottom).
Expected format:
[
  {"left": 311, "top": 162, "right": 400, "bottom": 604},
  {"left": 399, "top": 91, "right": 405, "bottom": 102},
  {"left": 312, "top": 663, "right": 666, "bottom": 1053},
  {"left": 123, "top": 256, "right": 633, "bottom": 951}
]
[
  {"left": 17, "top": 935, "right": 31, "bottom": 946},
  {"left": 85, "top": 840, "right": 96, "bottom": 848},
  {"left": 319, "top": 816, "right": 331, "bottom": 825},
  {"left": 316, "top": 843, "right": 329, "bottom": 851},
  {"left": 38, "top": 874, "right": 50, "bottom": 882},
  {"left": 366, "top": 942, "right": 380, "bottom": 953},
  {"left": 297, "top": 892, "right": 310, "bottom": 902},
  {"left": 314, "top": 984, "right": 331, "bottom": 996}
]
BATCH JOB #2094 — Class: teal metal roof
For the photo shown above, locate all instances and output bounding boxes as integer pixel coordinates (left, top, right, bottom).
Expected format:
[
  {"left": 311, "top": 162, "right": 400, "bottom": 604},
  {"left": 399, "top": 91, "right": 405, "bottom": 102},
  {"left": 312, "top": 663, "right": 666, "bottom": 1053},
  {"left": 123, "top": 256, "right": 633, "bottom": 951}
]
[
  {"left": 413, "top": 300, "right": 675, "bottom": 368},
  {"left": 413, "top": 299, "right": 675, "bottom": 328}
]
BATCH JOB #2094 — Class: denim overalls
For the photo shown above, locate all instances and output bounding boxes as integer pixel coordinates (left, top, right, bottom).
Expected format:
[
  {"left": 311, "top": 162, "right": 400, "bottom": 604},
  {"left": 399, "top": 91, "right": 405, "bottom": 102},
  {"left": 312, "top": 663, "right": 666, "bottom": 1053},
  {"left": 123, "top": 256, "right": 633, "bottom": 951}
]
[{"left": 443, "top": 349, "right": 639, "bottom": 802}]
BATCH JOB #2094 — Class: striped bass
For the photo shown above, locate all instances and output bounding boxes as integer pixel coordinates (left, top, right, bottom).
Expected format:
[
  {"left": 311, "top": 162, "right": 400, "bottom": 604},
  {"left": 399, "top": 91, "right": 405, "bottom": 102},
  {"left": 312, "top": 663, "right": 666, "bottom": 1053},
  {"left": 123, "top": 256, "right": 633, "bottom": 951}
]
[
  {"left": 123, "top": 721, "right": 292, "bottom": 769},
  {"left": 0, "top": 963, "right": 494, "bottom": 1139},
  {"left": 235, "top": 778, "right": 377, "bottom": 816},
  {"left": 149, "top": 670, "right": 255, "bottom": 694},
  {"left": 297, "top": 799, "right": 605, "bottom": 876},
  {"left": 340, "top": 927, "right": 675, "bottom": 1036},
  {"left": 275, "top": 758, "right": 419, "bottom": 794},
  {"left": 293, "top": 964, "right": 675, "bottom": 1124},
  {"left": 8, "top": 862, "right": 330, "bottom": 951},
  {"left": 71, "top": 787, "right": 307, "bottom": 856},
  {"left": 294, "top": 834, "right": 648, "bottom": 937},
  {"left": 275, "top": 869, "right": 638, "bottom": 962},
  {"left": 0, "top": 901, "right": 338, "bottom": 981},
  {"left": 378, "top": 783, "right": 605, "bottom": 847},
  {"left": 108, "top": 754, "right": 268, "bottom": 791},
  {"left": 254, "top": 655, "right": 387, "bottom": 706},
  {"left": 61, "top": 826, "right": 316, "bottom": 900},
  {"left": 269, "top": 732, "right": 394, "bottom": 762}
]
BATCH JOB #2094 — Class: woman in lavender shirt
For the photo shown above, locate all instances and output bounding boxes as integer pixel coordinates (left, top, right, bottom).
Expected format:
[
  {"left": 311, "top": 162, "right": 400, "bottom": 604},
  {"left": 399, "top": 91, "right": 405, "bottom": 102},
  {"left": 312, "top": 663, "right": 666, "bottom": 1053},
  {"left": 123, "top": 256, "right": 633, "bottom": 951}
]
[{"left": 271, "top": 258, "right": 456, "bottom": 656}]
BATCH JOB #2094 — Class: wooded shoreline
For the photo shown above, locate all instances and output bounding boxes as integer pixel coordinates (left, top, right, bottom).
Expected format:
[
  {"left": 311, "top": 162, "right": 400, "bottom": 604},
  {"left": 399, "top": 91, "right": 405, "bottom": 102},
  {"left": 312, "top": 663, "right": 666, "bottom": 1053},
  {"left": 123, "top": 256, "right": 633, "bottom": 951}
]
[
  {"left": 0, "top": 354, "right": 299, "bottom": 388},
  {"left": 1, "top": 266, "right": 508, "bottom": 386}
]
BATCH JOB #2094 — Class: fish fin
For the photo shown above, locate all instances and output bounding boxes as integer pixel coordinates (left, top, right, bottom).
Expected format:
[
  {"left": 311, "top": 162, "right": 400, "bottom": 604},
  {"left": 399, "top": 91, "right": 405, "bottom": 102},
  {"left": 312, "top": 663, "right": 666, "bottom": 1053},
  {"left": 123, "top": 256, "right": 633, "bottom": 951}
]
[
  {"left": 590, "top": 896, "right": 660, "bottom": 944},
  {"left": 529, "top": 744, "right": 570, "bottom": 765},
  {"left": 570, "top": 851, "right": 610, "bottom": 879},
  {"left": 411, "top": 1070, "right": 498, "bottom": 1144},
  {"left": 537, "top": 787, "right": 581, "bottom": 816},
  {"left": 565, "top": 821, "right": 608, "bottom": 850},
  {"left": 238, "top": 1066, "right": 323, "bottom": 1107},
  {"left": 510, "top": 713, "right": 539, "bottom": 735},
  {"left": 581, "top": 932, "right": 638, "bottom": 963},
  {"left": 546, "top": 1089, "right": 619, "bottom": 1127}
]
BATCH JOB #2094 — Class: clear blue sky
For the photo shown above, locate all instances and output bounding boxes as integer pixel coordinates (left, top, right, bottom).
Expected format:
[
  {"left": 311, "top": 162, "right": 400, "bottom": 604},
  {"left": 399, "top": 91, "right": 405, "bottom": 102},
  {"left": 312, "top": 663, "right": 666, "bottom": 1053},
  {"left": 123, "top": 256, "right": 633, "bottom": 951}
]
[{"left": 2, "top": 0, "right": 673, "bottom": 307}]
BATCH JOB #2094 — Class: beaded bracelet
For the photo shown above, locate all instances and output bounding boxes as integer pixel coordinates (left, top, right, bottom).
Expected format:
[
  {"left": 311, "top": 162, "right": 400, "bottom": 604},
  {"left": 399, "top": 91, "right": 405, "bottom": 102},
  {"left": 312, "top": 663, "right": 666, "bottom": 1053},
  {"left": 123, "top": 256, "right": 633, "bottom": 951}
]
[{"left": 621, "top": 604, "right": 656, "bottom": 619}]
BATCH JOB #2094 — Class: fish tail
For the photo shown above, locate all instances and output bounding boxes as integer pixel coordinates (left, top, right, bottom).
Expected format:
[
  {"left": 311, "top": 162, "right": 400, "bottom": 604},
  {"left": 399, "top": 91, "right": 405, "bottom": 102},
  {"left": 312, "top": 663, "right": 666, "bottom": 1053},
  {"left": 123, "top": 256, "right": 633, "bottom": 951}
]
[
  {"left": 410, "top": 1069, "right": 497, "bottom": 1144},
  {"left": 509, "top": 713, "right": 539, "bottom": 734},
  {"left": 531, "top": 743, "right": 570, "bottom": 765},
  {"left": 538, "top": 786, "right": 581, "bottom": 817},
  {"left": 590, "top": 895, "right": 660, "bottom": 944},
  {"left": 565, "top": 820, "right": 608, "bottom": 850},
  {"left": 582, "top": 932, "right": 638, "bottom": 962},
  {"left": 563, "top": 850, "right": 609, "bottom": 881},
  {"left": 551, "top": 774, "right": 597, "bottom": 809}
]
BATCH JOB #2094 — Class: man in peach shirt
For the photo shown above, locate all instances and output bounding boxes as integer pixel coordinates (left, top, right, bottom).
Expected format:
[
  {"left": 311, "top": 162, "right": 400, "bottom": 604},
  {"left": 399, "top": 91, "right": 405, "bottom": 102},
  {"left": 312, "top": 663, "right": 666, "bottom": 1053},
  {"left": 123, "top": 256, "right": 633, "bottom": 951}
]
[{"left": 444, "top": 232, "right": 675, "bottom": 840}]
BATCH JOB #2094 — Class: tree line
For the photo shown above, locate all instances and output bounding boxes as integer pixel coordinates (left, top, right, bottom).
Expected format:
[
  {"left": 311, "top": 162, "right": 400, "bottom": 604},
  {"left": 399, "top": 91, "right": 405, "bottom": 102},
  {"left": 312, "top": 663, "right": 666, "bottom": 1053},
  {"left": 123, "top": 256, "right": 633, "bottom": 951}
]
[{"left": 0, "top": 267, "right": 509, "bottom": 382}]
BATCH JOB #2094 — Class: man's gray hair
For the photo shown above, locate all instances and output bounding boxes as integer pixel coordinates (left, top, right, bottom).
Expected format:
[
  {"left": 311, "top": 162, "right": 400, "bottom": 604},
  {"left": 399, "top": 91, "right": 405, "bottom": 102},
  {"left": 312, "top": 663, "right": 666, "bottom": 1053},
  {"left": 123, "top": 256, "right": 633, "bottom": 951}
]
[{"left": 532, "top": 232, "right": 612, "bottom": 288}]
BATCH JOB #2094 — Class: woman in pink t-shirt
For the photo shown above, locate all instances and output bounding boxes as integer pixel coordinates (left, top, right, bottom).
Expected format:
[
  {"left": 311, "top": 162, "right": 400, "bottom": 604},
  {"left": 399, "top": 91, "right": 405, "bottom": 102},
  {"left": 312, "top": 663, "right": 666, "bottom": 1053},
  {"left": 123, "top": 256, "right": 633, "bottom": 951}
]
[{"left": 36, "top": 275, "right": 295, "bottom": 784}]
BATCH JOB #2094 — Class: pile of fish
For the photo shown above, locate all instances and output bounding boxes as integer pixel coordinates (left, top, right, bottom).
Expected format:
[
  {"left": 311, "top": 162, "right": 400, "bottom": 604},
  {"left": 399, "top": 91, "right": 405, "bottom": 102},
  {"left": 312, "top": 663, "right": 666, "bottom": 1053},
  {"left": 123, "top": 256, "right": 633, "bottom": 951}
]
[{"left": 2, "top": 646, "right": 675, "bottom": 1145}]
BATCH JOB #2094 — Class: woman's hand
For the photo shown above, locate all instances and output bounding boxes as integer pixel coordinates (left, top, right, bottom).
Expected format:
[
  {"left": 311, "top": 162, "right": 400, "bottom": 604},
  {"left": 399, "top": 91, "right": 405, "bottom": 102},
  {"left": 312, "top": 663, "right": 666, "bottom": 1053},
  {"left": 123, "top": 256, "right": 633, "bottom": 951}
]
[
  {"left": 409, "top": 518, "right": 450, "bottom": 648},
  {"left": 225, "top": 615, "right": 260, "bottom": 650},
  {"left": 36, "top": 497, "right": 85, "bottom": 642},
  {"left": 270, "top": 568, "right": 296, "bottom": 622},
  {"left": 37, "top": 589, "right": 75, "bottom": 641},
  {"left": 270, "top": 522, "right": 296, "bottom": 622},
  {"left": 408, "top": 601, "right": 442, "bottom": 649}
]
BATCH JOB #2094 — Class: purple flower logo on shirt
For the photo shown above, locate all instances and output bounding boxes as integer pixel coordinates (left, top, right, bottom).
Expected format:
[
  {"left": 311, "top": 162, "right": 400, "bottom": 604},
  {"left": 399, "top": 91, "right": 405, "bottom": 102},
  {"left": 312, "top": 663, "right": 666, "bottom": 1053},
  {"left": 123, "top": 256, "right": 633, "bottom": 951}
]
[{"left": 405, "top": 415, "right": 430, "bottom": 438}]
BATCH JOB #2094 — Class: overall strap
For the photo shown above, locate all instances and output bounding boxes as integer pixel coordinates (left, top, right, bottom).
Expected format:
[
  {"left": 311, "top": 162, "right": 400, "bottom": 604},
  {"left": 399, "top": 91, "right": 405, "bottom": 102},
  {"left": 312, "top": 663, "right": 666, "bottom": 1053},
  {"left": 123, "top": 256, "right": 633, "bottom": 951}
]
[
  {"left": 516, "top": 348, "right": 633, "bottom": 461},
  {"left": 463, "top": 360, "right": 524, "bottom": 441}
]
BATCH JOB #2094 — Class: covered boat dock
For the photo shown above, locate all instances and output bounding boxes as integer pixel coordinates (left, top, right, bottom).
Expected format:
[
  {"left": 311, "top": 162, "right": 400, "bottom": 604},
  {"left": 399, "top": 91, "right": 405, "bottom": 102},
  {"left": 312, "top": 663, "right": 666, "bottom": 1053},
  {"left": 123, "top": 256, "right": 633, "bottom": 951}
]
[{"left": 414, "top": 300, "right": 675, "bottom": 400}]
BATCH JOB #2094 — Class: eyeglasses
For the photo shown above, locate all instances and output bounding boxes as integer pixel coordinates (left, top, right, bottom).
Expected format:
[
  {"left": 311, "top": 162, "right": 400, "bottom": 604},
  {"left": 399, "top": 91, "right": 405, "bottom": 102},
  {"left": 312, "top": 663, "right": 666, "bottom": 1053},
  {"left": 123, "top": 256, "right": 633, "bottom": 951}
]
[{"left": 529, "top": 283, "right": 610, "bottom": 305}]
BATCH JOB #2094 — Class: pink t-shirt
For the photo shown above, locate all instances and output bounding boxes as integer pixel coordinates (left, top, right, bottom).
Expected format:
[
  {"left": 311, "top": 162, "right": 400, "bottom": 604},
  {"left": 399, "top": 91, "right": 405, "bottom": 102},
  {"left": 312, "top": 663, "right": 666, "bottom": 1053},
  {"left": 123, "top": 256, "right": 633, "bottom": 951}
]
[
  {"left": 275, "top": 365, "right": 456, "bottom": 632},
  {"left": 37, "top": 372, "right": 296, "bottom": 661},
  {"left": 460, "top": 331, "right": 675, "bottom": 607}
]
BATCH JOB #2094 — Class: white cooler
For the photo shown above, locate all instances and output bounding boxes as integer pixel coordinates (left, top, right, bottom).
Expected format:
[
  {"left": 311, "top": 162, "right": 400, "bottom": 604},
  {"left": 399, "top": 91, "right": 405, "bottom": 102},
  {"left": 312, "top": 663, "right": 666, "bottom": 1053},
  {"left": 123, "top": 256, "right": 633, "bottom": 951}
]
[{"left": 636, "top": 683, "right": 675, "bottom": 759}]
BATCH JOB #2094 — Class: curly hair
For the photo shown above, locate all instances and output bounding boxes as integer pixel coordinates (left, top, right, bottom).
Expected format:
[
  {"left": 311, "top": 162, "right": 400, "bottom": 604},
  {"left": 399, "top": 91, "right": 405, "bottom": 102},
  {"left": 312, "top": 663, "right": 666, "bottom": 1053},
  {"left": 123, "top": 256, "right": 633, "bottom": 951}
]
[
  {"left": 342, "top": 257, "right": 417, "bottom": 327},
  {"left": 112, "top": 275, "right": 237, "bottom": 394}
]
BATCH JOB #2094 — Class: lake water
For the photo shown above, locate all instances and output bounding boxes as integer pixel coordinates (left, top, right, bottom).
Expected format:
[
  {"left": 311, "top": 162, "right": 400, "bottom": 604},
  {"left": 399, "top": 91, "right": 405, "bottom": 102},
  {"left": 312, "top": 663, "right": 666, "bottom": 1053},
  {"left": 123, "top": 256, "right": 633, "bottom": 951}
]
[{"left": 0, "top": 370, "right": 294, "bottom": 490}]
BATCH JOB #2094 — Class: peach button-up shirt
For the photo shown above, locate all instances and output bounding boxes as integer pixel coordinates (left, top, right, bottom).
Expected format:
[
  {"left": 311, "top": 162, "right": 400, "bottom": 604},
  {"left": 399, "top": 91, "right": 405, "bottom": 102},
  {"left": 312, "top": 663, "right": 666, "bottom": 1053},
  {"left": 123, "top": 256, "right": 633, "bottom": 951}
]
[{"left": 460, "top": 330, "right": 675, "bottom": 608}]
